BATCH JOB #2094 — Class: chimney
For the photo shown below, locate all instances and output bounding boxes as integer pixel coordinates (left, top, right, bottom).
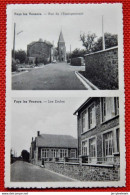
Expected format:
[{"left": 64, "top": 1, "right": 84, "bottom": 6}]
[
  {"left": 32, "top": 137, "right": 33, "bottom": 142},
  {"left": 37, "top": 131, "right": 40, "bottom": 137}
]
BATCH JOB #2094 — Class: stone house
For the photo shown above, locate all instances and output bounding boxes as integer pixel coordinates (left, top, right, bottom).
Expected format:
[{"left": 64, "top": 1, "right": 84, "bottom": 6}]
[
  {"left": 27, "top": 31, "right": 66, "bottom": 64},
  {"left": 74, "top": 97, "right": 120, "bottom": 165},
  {"left": 30, "top": 131, "right": 78, "bottom": 165},
  {"left": 27, "top": 39, "right": 53, "bottom": 64}
]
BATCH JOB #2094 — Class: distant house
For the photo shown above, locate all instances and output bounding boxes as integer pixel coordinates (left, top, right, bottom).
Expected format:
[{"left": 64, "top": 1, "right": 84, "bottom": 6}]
[
  {"left": 30, "top": 131, "right": 78, "bottom": 165},
  {"left": 27, "top": 39, "right": 53, "bottom": 64},
  {"left": 27, "top": 30, "right": 66, "bottom": 64},
  {"left": 74, "top": 97, "right": 120, "bottom": 165}
]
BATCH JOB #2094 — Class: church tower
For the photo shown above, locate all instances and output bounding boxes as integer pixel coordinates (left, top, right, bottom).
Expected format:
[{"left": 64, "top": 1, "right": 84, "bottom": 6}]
[{"left": 58, "top": 31, "right": 66, "bottom": 62}]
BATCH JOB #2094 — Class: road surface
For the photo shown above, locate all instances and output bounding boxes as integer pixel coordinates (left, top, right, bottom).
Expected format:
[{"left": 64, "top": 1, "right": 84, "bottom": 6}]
[
  {"left": 12, "top": 62, "right": 86, "bottom": 90},
  {"left": 11, "top": 161, "right": 74, "bottom": 182}
]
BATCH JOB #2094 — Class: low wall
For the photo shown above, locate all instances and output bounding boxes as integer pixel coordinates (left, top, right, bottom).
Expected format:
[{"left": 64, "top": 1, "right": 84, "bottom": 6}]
[
  {"left": 45, "top": 162, "right": 120, "bottom": 181},
  {"left": 85, "top": 47, "right": 118, "bottom": 89}
]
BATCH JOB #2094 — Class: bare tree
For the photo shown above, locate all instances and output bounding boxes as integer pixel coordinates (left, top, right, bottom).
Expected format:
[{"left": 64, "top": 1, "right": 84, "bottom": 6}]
[{"left": 80, "top": 32, "right": 96, "bottom": 53}]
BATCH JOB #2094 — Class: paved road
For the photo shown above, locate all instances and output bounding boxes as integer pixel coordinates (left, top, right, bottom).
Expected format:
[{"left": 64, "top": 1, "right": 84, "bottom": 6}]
[
  {"left": 12, "top": 62, "right": 86, "bottom": 90},
  {"left": 11, "top": 161, "right": 74, "bottom": 182}
]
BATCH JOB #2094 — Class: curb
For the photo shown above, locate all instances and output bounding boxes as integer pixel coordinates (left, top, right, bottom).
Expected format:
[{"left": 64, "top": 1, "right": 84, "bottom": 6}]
[{"left": 75, "top": 71, "right": 99, "bottom": 90}]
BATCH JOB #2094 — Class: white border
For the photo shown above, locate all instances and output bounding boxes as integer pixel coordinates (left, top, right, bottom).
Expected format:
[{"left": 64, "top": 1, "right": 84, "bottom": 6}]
[{"left": 5, "top": 3, "right": 125, "bottom": 188}]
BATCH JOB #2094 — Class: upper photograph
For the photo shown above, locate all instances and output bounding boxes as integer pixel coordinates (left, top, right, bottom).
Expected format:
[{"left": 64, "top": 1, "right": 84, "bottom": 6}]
[{"left": 8, "top": 4, "right": 123, "bottom": 90}]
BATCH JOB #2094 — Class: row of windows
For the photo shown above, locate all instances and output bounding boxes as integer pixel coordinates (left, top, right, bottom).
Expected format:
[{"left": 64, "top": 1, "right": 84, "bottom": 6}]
[
  {"left": 41, "top": 149, "right": 76, "bottom": 158},
  {"left": 82, "top": 128, "right": 120, "bottom": 158},
  {"left": 81, "top": 97, "right": 119, "bottom": 133}
]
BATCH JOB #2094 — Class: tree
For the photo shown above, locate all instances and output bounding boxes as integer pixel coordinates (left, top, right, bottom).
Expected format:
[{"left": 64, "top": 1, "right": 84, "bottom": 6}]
[
  {"left": 80, "top": 32, "right": 97, "bottom": 53},
  {"left": 93, "top": 33, "right": 118, "bottom": 52},
  {"left": 80, "top": 32, "right": 118, "bottom": 53},
  {"left": 14, "top": 50, "right": 27, "bottom": 64},
  {"left": 71, "top": 48, "right": 86, "bottom": 58},
  {"left": 21, "top": 150, "right": 30, "bottom": 162}
]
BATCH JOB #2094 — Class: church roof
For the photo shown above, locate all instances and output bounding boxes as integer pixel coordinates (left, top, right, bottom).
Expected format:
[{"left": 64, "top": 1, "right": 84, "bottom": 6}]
[
  {"left": 36, "top": 134, "right": 77, "bottom": 148},
  {"left": 58, "top": 31, "right": 65, "bottom": 43}
]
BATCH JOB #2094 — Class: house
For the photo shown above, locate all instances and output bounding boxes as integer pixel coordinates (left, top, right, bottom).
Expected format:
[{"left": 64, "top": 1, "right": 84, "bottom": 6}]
[
  {"left": 30, "top": 131, "right": 78, "bottom": 165},
  {"left": 27, "top": 39, "right": 54, "bottom": 64},
  {"left": 74, "top": 97, "right": 120, "bottom": 165},
  {"left": 27, "top": 31, "right": 66, "bottom": 64}
]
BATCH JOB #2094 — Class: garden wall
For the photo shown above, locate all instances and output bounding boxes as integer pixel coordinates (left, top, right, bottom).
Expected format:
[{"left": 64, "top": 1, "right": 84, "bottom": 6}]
[
  {"left": 85, "top": 47, "right": 118, "bottom": 89},
  {"left": 45, "top": 162, "right": 120, "bottom": 181}
]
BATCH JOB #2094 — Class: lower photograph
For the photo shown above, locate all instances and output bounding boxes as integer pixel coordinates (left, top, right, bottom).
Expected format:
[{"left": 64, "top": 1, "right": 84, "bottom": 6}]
[{"left": 6, "top": 96, "right": 125, "bottom": 188}]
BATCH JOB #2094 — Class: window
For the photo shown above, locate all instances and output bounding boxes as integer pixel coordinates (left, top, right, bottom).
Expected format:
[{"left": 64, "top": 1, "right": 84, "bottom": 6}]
[
  {"left": 114, "top": 97, "right": 119, "bottom": 116},
  {"left": 81, "top": 103, "right": 96, "bottom": 133},
  {"left": 82, "top": 140, "right": 88, "bottom": 156},
  {"left": 60, "top": 149, "right": 68, "bottom": 158},
  {"left": 88, "top": 104, "right": 96, "bottom": 129},
  {"left": 116, "top": 128, "right": 120, "bottom": 153},
  {"left": 101, "top": 97, "right": 119, "bottom": 122},
  {"left": 52, "top": 149, "right": 58, "bottom": 158},
  {"left": 104, "top": 132, "right": 113, "bottom": 156},
  {"left": 89, "top": 138, "right": 96, "bottom": 157},
  {"left": 82, "top": 110, "right": 86, "bottom": 133},
  {"left": 103, "top": 128, "right": 120, "bottom": 160},
  {"left": 101, "top": 98, "right": 106, "bottom": 122},
  {"left": 70, "top": 149, "right": 76, "bottom": 158},
  {"left": 42, "top": 149, "right": 49, "bottom": 158}
]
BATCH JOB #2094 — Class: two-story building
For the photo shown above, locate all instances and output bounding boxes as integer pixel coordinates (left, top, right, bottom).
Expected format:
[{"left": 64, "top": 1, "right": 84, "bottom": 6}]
[
  {"left": 27, "top": 39, "right": 53, "bottom": 64},
  {"left": 74, "top": 97, "right": 120, "bottom": 165},
  {"left": 30, "top": 131, "right": 78, "bottom": 165}
]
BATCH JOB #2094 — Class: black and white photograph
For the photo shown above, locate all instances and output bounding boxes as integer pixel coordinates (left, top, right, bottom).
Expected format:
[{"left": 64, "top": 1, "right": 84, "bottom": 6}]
[
  {"left": 5, "top": 3, "right": 125, "bottom": 189},
  {"left": 8, "top": 96, "right": 124, "bottom": 188},
  {"left": 8, "top": 4, "right": 123, "bottom": 90}
]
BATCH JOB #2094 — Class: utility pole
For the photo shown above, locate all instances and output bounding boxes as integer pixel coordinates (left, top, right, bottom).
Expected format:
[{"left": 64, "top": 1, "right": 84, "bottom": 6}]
[
  {"left": 13, "top": 23, "right": 16, "bottom": 59},
  {"left": 102, "top": 15, "right": 105, "bottom": 50}
]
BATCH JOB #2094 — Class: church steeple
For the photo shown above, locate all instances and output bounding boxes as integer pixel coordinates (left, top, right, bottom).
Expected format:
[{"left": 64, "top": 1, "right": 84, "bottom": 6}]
[
  {"left": 58, "top": 30, "right": 66, "bottom": 62},
  {"left": 58, "top": 31, "right": 65, "bottom": 43}
]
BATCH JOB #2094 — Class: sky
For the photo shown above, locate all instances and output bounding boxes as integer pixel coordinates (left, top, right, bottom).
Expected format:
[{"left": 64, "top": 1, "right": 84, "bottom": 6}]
[
  {"left": 11, "top": 97, "right": 87, "bottom": 157},
  {"left": 11, "top": 4, "right": 121, "bottom": 52}
]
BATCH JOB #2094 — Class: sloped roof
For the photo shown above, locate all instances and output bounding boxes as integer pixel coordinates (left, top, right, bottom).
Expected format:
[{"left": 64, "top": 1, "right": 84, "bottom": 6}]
[
  {"left": 28, "top": 40, "right": 52, "bottom": 47},
  {"left": 58, "top": 31, "right": 65, "bottom": 43},
  {"left": 36, "top": 134, "right": 77, "bottom": 148},
  {"left": 73, "top": 98, "right": 93, "bottom": 115}
]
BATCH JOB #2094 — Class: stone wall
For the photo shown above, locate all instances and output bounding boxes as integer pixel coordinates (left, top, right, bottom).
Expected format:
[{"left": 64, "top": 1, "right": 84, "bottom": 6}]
[
  {"left": 45, "top": 162, "right": 120, "bottom": 181},
  {"left": 85, "top": 47, "right": 118, "bottom": 89}
]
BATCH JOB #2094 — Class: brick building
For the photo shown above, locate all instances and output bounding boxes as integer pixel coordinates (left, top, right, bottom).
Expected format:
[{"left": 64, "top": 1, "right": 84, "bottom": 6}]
[
  {"left": 74, "top": 97, "right": 120, "bottom": 165},
  {"left": 30, "top": 131, "right": 78, "bottom": 165}
]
